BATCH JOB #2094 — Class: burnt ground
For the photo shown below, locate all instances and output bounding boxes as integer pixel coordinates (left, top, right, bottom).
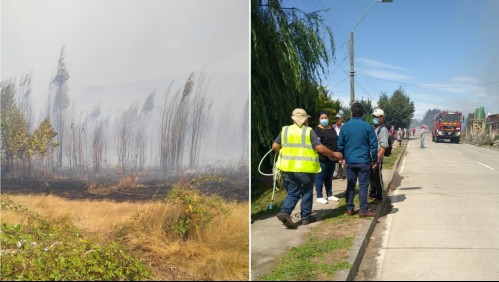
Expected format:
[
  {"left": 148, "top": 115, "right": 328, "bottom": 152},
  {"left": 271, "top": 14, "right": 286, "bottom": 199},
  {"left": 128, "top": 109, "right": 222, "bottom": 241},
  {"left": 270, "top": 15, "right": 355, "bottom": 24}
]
[{"left": 0, "top": 173, "right": 249, "bottom": 202}]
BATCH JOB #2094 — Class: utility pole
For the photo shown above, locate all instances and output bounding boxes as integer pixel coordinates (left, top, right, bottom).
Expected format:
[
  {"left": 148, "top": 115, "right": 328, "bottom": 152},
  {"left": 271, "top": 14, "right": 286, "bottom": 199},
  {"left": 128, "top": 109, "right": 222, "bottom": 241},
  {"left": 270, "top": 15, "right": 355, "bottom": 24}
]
[{"left": 349, "top": 0, "right": 392, "bottom": 106}]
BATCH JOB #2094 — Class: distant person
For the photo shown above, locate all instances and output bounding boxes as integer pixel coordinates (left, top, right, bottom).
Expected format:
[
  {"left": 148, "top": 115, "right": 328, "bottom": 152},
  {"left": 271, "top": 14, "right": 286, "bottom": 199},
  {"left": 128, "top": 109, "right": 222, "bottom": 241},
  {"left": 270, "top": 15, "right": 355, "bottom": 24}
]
[
  {"left": 396, "top": 128, "right": 403, "bottom": 147},
  {"left": 389, "top": 125, "right": 395, "bottom": 138},
  {"left": 420, "top": 127, "right": 426, "bottom": 148},
  {"left": 332, "top": 112, "right": 346, "bottom": 179},
  {"left": 369, "top": 109, "right": 389, "bottom": 203},
  {"left": 337, "top": 102, "right": 378, "bottom": 217},
  {"left": 314, "top": 112, "right": 340, "bottom": 204},
  {"left": 412, "top": 128, "right": 416, "bottom": 138},
  {"left": 272, "top": 108, "right": 343, "bottom": 229}
]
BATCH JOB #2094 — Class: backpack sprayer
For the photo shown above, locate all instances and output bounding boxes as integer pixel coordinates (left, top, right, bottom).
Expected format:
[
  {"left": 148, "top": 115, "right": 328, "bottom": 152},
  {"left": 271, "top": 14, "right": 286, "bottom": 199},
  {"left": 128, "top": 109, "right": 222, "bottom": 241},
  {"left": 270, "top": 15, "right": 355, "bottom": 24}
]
[{"left": 257, "top": 149, "right": 282, "bottom": 210}]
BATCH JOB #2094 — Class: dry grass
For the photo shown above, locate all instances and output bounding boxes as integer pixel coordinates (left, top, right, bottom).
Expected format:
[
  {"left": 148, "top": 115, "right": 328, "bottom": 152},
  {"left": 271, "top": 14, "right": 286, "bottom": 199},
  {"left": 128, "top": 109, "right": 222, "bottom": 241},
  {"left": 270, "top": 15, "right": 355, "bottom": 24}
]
[{"left": 1, "top": 193, "right": 249, "bottom": 281}]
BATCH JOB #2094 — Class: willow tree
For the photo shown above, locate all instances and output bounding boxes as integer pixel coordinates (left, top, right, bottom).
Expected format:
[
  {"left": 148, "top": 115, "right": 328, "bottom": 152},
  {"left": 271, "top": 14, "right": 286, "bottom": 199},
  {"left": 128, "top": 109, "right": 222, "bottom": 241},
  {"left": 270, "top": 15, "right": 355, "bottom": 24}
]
[{"left": 251, "top": 0, "right": 335, "bottom": 176}]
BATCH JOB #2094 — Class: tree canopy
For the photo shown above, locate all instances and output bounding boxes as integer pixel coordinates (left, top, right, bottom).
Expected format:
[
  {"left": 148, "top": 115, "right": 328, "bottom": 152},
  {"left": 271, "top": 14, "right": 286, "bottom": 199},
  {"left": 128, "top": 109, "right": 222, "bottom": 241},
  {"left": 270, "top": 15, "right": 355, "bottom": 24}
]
[
  {"left": 251, "top": 0, "right": 335, "bottom": 176},
  {"left": 377, "top": 88, "right": 415, "bottom": 129}
]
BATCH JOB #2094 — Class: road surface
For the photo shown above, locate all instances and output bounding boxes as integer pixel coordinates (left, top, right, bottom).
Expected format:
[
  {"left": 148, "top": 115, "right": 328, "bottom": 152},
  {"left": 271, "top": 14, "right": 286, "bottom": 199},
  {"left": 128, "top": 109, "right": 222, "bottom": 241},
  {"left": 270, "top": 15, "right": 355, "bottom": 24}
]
[{"left": 356, "top": 137, "right": 499, "bottom": 281}]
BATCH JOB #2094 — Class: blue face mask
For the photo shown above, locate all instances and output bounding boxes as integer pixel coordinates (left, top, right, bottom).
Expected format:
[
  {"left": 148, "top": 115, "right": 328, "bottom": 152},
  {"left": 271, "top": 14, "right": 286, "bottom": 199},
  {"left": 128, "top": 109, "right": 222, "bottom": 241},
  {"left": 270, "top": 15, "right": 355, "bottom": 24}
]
[
  {"left": 320, "top": 119, "right": 329, "bottom": 126},
  {"left": 373, "top": 117, "right": 379, "bottom": 125}
]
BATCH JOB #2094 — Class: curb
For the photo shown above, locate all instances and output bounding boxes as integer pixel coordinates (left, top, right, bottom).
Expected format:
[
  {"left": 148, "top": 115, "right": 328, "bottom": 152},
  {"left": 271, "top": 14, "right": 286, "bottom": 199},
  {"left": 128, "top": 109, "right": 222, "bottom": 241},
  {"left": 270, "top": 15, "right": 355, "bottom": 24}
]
[{"left": 335, "top": 141, "right": 408, "bottom": 281}]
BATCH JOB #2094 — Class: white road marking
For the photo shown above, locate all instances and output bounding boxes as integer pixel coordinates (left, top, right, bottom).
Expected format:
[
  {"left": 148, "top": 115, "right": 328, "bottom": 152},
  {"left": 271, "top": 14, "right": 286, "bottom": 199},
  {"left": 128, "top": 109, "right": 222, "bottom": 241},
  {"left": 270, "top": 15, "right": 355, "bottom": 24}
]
[
  {"left": 399, "top": 156, "right": 406, "bottom": 174},
  {"left": 454, "top": 150, "right": 463, "bottom": 155},
  {"left": 376, "top": 188, "right": 399, "bottom": 279},
  {"left": 477, "top": 161, "right": 495, "bottom": 170}
]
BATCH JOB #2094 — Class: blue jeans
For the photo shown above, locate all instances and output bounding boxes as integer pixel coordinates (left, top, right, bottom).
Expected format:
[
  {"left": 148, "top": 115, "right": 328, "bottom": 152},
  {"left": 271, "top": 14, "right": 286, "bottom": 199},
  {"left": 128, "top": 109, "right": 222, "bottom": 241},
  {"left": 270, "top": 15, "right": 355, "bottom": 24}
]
[
  {"left": 420, "top": 136, "right": 425, "bottom": 148},
  {"left": 315, "top": 160, "right": 335, "bottom": 198},
  {"left": 281, "top": 172, "right": 315, "bottom": 220},
  {"left": 345, "top": 163, "right": 371, "bottom": 213}
]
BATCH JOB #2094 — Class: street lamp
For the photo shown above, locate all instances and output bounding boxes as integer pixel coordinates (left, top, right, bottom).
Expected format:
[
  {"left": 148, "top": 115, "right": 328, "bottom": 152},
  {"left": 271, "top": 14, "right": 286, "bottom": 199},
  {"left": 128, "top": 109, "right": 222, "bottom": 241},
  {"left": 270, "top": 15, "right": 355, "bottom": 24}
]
[{"left": 350, "top": 0, "right": 392, "bottom": 106}]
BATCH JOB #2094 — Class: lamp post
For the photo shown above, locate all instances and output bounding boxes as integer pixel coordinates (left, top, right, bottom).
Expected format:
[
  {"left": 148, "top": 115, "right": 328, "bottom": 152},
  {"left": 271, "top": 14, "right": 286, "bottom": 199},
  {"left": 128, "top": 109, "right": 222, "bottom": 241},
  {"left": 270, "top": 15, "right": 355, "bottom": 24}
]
[{"left": 350, "top": 0, "right": 392, "bottom": 106}]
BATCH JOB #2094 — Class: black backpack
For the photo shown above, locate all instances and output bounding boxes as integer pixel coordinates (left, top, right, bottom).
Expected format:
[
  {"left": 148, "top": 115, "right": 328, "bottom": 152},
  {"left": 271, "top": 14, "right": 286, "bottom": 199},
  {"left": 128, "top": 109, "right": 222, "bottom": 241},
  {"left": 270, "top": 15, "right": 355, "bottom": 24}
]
[{"left": 376, "top": 125, "right": 393, "bottom": 157}]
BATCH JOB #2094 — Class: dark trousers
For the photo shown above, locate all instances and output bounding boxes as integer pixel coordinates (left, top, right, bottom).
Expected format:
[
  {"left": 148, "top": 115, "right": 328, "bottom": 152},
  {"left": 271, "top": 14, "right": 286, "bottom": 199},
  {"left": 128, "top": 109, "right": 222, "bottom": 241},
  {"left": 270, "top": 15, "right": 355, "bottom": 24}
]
[
  {"left": 281, "top": 172, "right": 315, "bottom": 220},
  {"left": 369, "top": 161, "right": 384, "bottom": 200},
  {"left": 345, "top": 163, "right": 370, "bottom": 213}
]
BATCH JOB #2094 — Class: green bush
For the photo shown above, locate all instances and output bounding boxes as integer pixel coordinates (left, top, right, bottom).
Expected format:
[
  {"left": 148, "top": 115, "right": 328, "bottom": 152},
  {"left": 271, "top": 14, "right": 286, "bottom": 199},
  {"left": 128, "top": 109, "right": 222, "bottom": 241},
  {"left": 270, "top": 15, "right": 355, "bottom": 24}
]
[
  {"left": 164, "top": 183, "right": 229, "bottom": 240},
  {"left": 0, "top": 197, "right": 152, "bottom": 281}
]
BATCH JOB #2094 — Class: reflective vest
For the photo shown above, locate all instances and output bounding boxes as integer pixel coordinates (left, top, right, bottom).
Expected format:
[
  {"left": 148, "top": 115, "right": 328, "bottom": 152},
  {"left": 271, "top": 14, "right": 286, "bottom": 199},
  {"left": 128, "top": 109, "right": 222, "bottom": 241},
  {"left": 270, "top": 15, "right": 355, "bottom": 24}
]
[{"left": 276, "top": 124, "right": 321, "bottom": 173}]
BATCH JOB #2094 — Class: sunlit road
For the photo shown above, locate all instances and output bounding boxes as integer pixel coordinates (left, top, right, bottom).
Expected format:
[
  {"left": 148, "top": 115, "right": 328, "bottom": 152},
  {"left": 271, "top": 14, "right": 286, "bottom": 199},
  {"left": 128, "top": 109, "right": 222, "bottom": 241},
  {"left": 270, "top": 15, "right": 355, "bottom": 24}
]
[{"left": 356, "top": 136, "right": 499, "bottom": 281}]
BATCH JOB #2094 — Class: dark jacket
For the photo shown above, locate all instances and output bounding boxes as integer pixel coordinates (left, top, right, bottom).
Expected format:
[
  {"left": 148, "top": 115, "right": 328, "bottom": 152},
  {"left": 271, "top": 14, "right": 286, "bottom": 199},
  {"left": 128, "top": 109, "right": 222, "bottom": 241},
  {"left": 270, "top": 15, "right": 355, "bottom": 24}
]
[{"left": 337, "top": 117, "right": 378, "bottom": 164}]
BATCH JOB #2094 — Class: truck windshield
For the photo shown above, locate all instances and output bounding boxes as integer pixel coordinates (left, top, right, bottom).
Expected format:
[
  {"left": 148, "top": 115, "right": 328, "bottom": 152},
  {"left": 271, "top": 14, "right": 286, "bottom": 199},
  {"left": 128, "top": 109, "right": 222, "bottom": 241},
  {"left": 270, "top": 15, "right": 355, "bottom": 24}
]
[{"left": 442, "top": 114, "right": 461, "bottom": 122}]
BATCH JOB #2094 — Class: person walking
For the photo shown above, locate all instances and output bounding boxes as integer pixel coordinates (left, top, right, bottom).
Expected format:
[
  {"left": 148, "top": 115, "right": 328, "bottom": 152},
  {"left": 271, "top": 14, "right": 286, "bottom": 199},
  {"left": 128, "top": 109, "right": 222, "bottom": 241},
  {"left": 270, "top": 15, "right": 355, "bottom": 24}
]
[
  {"left": 272, "top": 108, "right": 343, "bottom": 229},
  {"left": 314, "top": 112, "right": 340, "bottom": 204},
  {"left": 420, "top": 126, "right": 426, "bottom": 148},
  {"left": 332, "top": 112, "right": 346, "bottom": 179},
  {"left": 368, "top": 108, "right": 389, "bottom": 203},
  {"left": 396, "top": 128, "right": 403, "bottom": 147},
  {"left": 337, "top": 102, "right": 378, "bottom": 217}
]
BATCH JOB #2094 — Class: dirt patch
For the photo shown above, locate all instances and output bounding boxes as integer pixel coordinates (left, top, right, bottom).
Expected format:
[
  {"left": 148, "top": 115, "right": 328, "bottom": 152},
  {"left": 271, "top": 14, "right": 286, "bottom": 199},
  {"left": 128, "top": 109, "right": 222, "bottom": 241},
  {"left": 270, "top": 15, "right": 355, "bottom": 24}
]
[{"left": 314, "top": 217, "right": 364, "bottom": 240}]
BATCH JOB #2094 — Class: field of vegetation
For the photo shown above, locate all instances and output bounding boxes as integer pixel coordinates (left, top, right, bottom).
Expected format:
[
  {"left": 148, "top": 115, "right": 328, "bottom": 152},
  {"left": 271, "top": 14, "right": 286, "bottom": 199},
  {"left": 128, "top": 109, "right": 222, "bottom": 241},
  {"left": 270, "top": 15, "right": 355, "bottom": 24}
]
[{"left": 1, "top": 175, "right": 249, "bottom": 281}]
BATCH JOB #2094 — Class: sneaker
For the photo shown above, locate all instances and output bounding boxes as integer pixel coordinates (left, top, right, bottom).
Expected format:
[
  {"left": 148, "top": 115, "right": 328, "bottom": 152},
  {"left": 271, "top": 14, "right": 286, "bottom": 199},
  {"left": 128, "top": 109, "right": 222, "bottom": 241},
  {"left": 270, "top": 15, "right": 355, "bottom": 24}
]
[
  {"left": 327, "top": 196, "right": 340, "bottom": 202},
  {"left": 277, "top": 212, "right": 297, "bottom": 229},
  {"left": 302, "top": 215, "right": 317, "bottom": 225},
  {"left": 316, "top": 198, "right": 328, "bottom": 204}
]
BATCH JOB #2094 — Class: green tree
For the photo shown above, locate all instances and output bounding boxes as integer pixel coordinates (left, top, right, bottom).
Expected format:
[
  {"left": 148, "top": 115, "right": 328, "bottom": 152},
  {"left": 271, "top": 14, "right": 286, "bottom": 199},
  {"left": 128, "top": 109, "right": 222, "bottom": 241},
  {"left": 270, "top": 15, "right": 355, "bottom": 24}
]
[
  {"left": 315, "top": 87, "right": 341, "bottom": 127},
  {"left": 338, "top": 98, "right": 373, "bottom": 123},
  {"left": 359, "top": 98, "right": 374, "bottom": 123},
  {"left": 1, "top": 80, "right": 30, "bottom": 174},
  {"left": 251, "top": 0, "right": 334, "bottom": 176},
  {"left": 29, "top": 117, "right": 58, "bottom": 163},
  {"left": 377, "top": 88, "right": 415, "bottom": 129}
]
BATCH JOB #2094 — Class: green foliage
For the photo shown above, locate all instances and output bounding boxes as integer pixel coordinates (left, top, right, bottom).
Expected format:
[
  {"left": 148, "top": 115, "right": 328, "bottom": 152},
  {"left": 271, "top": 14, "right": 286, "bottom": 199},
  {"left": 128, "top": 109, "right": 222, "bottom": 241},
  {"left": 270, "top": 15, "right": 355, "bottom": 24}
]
[
  {"left": 165, "top": 184, "right": 229, "bottom": 239},
  {"left": 261, "top": 236, "right": 352, "bottom": 281},
  {"left": 1, "top": 80, "right": 30, "bottom": 163},
  {"left": 251, "top": 0, "right": 335, "bottom": 178},
  {"left": 377, "top": 88, "right": 415, "bottom": 129},
  {"left": 314, "top": 87, "right": 342, "bottom": 127},
  {"left": 29, "top": 117, "right": 58, "bottom": 159},
  {"left": 0, "top": 196, "right": 152, "bottom": 281}
]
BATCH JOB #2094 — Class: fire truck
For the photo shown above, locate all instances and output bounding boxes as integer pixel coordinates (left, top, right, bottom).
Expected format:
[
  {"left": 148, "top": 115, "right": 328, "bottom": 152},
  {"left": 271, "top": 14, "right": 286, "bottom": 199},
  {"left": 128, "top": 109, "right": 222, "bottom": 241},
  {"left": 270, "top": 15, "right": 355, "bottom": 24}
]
[{"left": 432, "top": 111, "right": 463, "bottom": 143}]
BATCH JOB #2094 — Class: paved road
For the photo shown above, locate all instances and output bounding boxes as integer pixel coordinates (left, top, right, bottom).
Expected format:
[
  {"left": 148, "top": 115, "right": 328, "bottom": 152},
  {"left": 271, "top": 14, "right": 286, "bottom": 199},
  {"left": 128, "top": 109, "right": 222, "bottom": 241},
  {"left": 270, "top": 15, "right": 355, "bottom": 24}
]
[{"left": 356, "top": 138, "right": 499, "bottom": 281}]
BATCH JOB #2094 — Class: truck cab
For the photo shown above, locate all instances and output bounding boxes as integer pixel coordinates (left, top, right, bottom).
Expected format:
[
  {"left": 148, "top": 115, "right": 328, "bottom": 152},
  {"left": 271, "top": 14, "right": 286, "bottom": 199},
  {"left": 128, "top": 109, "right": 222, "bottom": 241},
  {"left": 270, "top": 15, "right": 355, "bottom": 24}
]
[{"left": 432, "top": 111, "right": 463, "bottom": 143}]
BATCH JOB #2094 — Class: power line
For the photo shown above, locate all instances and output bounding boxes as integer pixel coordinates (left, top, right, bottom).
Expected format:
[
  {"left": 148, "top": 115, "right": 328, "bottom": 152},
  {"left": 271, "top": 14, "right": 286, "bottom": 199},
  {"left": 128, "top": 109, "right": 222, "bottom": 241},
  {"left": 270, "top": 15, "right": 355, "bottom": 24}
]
[{"left": 358, "top": 72, "right": 499, "bottom": 89}]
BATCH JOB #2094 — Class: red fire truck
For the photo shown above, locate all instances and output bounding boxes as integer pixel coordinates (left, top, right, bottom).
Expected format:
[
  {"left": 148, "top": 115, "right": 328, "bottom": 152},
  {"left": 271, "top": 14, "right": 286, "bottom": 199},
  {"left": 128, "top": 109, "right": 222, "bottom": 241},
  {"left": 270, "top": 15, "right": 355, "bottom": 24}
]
[{"left": 432, "top": 111, "right": 463, "bottom": 143}]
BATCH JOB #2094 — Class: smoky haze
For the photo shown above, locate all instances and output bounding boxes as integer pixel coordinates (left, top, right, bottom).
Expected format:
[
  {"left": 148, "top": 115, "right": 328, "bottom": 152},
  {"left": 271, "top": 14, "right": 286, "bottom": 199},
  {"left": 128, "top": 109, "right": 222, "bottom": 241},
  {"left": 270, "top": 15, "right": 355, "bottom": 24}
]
[{"left": 1, "top": 0, "right": 249, "bottom": 177}]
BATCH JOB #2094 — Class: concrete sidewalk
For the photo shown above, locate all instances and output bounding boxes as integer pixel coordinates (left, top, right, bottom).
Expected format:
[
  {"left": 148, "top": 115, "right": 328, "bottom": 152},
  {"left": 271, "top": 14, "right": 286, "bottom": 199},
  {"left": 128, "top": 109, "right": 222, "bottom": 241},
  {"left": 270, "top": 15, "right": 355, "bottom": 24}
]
[{"left": 251, "top": 144, "right": 406, "bottom": 281}]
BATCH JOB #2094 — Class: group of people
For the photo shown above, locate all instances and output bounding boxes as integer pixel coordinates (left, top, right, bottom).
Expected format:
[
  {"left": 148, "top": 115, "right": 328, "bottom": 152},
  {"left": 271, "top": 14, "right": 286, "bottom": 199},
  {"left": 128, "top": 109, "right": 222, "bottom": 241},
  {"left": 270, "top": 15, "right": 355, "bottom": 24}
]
[{"left": 272, "top": 102, "right": 388, "bottom": 229}]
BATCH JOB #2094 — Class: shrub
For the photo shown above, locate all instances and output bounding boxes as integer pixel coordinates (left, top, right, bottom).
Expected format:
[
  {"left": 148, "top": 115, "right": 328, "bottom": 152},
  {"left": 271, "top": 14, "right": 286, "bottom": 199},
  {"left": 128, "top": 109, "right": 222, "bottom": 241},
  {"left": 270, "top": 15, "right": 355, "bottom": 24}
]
[{"left": 0, "top": 196, "right": 152, "bottom": 281}]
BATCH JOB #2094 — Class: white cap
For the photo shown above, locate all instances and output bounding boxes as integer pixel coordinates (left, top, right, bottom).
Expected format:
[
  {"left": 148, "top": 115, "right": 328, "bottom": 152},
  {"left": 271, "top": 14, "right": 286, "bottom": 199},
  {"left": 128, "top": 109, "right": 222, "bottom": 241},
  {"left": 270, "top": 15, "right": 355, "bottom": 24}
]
[{"left": 373, "top": 108, "right": 384, "bottom": 116}]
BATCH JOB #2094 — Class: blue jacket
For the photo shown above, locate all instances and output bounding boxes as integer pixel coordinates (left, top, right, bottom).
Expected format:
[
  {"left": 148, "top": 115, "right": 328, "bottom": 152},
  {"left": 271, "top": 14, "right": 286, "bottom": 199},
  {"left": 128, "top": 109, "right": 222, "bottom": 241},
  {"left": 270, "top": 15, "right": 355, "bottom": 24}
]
[{"left": 337, "top": 117, "right": 378, "bottom": 164}]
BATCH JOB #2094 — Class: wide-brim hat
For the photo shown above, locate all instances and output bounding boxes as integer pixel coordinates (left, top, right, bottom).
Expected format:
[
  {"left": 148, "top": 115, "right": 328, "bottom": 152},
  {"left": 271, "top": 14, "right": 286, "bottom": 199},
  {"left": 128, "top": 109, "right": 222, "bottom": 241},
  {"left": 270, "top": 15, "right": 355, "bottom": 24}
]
[{"left": 291, "top": 108, "right": 310, "bottom": 126}]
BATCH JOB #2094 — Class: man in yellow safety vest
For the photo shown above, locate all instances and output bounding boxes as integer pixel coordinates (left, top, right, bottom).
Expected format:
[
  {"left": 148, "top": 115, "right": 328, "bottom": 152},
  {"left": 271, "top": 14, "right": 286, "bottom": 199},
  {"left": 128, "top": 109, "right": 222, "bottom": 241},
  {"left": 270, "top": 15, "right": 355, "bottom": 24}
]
[{"left": 272, "top": 108, "right": 343, "bottom": 229}]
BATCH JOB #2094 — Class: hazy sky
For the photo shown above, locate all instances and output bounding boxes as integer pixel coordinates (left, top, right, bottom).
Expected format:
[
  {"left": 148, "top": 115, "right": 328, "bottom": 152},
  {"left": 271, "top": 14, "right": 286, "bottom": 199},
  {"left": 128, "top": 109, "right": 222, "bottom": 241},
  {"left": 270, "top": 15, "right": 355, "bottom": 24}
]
[
  {"left": 1, "top": 0, "right": 249, "bottom": 121},
  {"left": 289, "top": 0, "right": 499, "bottom": 119}
]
